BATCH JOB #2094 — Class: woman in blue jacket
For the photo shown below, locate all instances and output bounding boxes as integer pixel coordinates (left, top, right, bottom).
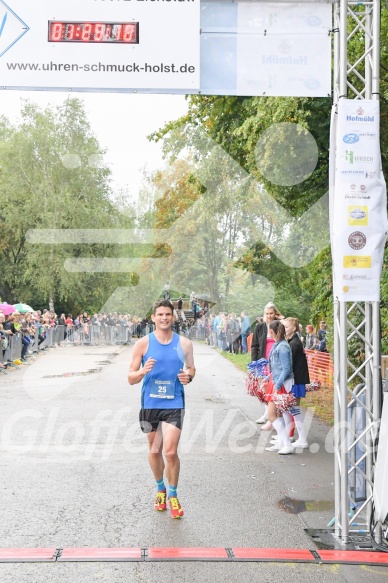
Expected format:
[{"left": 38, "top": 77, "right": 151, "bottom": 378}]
[{"left": 264, "top": 320, "right": 295, "bottom": 455}]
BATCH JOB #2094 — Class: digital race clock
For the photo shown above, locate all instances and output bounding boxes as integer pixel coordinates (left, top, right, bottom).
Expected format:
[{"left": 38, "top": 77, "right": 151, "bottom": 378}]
[{"left": 48, "top": 22, "right": 139, "bottom": 44}]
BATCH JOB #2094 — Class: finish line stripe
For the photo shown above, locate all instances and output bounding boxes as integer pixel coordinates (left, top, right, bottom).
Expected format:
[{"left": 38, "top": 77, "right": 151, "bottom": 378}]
[{"left": 0, "top": 547, "right": 387, "bottom": 564}]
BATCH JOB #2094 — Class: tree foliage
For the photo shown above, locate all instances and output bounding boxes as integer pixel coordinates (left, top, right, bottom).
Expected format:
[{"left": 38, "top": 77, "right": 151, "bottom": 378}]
[{"left": 0, "top": 98, "right": 136, "bottom": 315}]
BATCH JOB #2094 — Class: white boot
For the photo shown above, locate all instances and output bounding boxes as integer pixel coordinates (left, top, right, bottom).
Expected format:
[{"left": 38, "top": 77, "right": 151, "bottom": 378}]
[
  {"left": 272, "top": 417, "right": 294, "bottom": 455},
  {"left": 292, "top": 412, "right": 309, "bottom": 448}
]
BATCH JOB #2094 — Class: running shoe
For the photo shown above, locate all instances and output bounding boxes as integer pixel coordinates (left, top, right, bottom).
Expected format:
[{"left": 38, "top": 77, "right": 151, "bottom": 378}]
[
  {"left": 154, "top": 490, "right": 167, "bottom": 512},
  {"left": 169, "top": 496, "right": 184, "bottom": 519}
]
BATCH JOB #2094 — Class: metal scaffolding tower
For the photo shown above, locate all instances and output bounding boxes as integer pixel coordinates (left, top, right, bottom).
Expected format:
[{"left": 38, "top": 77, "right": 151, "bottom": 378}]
[{"left": 332, "top": 0, "right": 383, "bottom": 544}]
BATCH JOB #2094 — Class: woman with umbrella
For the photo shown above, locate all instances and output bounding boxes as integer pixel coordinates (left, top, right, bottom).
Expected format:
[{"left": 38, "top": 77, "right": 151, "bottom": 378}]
[{"left": 0, "top": 303, "right": 17, "bottom": 317}]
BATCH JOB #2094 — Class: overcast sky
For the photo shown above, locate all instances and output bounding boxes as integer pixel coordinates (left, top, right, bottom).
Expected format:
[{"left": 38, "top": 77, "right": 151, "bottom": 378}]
[{"left": 1, "top": 91, "right": 188, "bottom": 200}]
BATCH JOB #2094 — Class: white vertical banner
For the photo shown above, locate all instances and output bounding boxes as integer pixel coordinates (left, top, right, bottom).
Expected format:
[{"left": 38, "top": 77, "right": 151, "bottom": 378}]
[{"left": 331, "top": 100, "right": 388, "bottom": 301}]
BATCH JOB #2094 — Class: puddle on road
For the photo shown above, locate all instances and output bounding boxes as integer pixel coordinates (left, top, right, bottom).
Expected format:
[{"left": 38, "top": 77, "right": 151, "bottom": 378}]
[
  {"left": 205, "top": 394, "right": 230, "bottom": 403},
  {"left": 278, "top": 497, "right": 334, "bottom": 514},
  {"left": 43, "top": 368, "right": 103, "bottom": 378}
]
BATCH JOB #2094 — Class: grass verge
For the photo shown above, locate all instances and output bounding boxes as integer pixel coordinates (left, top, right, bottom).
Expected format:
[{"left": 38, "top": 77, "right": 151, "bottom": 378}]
[{"left": 220, "top": 351, "right": 334, "bottom": 426}]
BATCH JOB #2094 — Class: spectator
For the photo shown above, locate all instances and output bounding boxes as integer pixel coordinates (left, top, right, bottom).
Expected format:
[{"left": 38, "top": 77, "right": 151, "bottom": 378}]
[
  {"left": 305, "top": 325, "right": 318, "bottom": 350},
  {"left": 226, "top": 313, "right": 240, "bottom": 354},
  {"left": 317, "top": 321, "right": 328, "bottom": 352},
  {"left": 251, "top": 302, "right": 282, "bottom": 428},
  {"left": 240, "top": 311, "right": 251, "bottom": 354}
]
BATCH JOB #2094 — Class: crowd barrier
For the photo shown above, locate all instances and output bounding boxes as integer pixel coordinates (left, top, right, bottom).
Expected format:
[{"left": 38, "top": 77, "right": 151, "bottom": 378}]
[
  {"left": 0, "top": 324, "right": 133, "bottom": 370},
  {"left": 0, "top": 326, "right": 336, "bottom": 388},
  {"left": 1, "top": 333, "right": 23, "bottom": 369},
  {"left": 246, "top": 334, "right": 334, "bottom": 389},
  {"left": 188, "top": 325, "right": 207, "bottom": 340},
  {"left": 63, "top": 325, "right": 132, "bottom": 347}
]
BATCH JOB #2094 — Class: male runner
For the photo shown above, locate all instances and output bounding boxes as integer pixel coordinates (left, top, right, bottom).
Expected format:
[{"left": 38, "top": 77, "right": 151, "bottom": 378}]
[{"left": 128, "top": 299, "right": 195, "bottom": 519}]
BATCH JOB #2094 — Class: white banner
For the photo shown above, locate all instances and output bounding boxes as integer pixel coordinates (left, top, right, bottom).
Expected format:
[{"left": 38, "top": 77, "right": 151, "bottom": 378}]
[
  {"left": 236, "top": 33, "right": 330, "bottom": 97},
  {"left": 0, "top": 0, "right": 331, "bottom": 96},
  {"left": 331, "top": 100, "right": 388, "bottom": 301},
  {"left": 0, "top": 0, "right": 200, "bottom": 90}
]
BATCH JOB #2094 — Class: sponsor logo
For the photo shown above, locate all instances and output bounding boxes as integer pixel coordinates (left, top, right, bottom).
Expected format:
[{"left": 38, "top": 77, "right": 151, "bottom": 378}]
[
  {"left": 346, "top": 114, "right": 375, "bottom": 122},
  {"left": 262, "top": 55, "right": 308, "bottom": 65},
  {"left": 343, "top": 274, "right": 370, "bottom": 280},
  {"left": 348, "top": 206, "right": 368, "bottom": 225},
  {"left": 347, "top": 184, "right": 366, "bottom": 193},
  {"left": 0, "top": 4, "right": 30, "bottom": 58},
  {"left": 343, "top": 256, "right": 371, "bottom": 268},
  {"left": 359, "top": 132, "right": 376, "bottom": 139},
  {"left": 345, "top": 195, "right": 370, "bottom": 200},
  {"left": 348, "top": 231, "right": 366, "bottom": 250},
  {"left": 304, "top": 78, "right": 320, "bottom": 90},
  {"left": 305, "top": 15, "right": 322, "bottom": 27},
  {"left": 343, "top": 133, "right": 359, "bottom": 144},
  {"left": 341, "top": 170, "right": 365, "bottom": 175},
  {"left": 279, "top": 40, "right": 292, "bottom": 54},
  {"left": 343, "top": 286, "right": 350, "bottom": 292},
  {"left": 345, "top": 150, "right": 374, "bottom": 164}
]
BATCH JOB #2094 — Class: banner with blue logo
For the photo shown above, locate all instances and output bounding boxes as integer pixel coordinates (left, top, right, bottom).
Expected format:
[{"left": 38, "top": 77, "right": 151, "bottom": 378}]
[{"left": 331, "top": 100, "right": 388, "bottom": 301}]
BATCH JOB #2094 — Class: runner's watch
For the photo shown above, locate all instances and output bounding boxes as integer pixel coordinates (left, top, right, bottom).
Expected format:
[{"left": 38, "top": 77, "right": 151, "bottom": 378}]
[{"left": 187, "top": 374, "right": 193, "bottom": 383}]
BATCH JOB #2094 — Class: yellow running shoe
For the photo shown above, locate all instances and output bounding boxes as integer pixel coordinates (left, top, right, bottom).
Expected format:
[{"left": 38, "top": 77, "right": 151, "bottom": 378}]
[
  {"left": 169, "top": 496, "right": 184, "bottom": 519},
  {"left": 154, "top": 490, "right": 167, "bottom": 512}
]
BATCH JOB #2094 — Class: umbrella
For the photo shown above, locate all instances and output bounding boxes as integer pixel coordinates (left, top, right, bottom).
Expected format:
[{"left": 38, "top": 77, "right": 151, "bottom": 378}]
[
  {"left": 0, "top": 303, "right": 16, "bottom": 316},
  {"left": 12, "top": 303, "right": 34, "bottom": 313}
]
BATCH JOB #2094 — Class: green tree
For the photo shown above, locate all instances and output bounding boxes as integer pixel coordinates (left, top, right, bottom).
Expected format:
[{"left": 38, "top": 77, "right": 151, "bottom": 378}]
[{"left": 0, "top": 98, "right": 136, "bottom": 314}]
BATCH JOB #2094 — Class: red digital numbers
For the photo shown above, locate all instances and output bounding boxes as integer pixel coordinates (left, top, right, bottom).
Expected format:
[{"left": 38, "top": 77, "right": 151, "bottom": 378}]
[
  {"left": 49, "top": 21, "right": 139, "bottom": 44},
  {"left": 65, "top": 24, "right": 75, "bottom": 41},
  {"left": 82, "top": 23, "right": 93, "bottom": 42},
  {"left": 123, "top": 24, "right": 136, "bottom": 42},
  {"left": 94, "top": 23, "right": 104, "bottom": 42},
  {"left": 50, "top": 22, "right": 64, "bottom": 41}
]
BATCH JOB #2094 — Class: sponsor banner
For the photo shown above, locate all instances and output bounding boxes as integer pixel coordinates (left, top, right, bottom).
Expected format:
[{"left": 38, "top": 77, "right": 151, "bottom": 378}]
[
  {"left": 236, "top": 33, "right": 330, "bottom": 97},
  {"left": 0, "top": 0, "right": 331, "bottom": 96},
  {"left": 237, "top": 2, "right": 330, "bottom": 34},
  {"left": 201, "top": 1, "right": 331, "bottom": 97},
  {"left": 331, "top": 100, "right": 388, "bottom": 301},
  {"left": 0, "top": 0, "right": 200, "bottom": 90}
]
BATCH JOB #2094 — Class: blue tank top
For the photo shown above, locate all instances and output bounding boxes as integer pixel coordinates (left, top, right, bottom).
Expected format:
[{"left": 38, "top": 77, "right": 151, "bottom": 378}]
[{"left": 141, "top": 332, "right": 185, "bottom": 409}]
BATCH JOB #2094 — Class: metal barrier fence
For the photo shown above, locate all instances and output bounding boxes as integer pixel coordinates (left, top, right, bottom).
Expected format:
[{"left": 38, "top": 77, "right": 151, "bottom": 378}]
[
  {"left": 63, "top": 325, "right": 132, "bottom": 346},
  {"left": 188, "top": 325, "right": 207, "bottom": 340},
  {"left": 0, "top": 324, "right": 133, "bottom": 370},
  {"left": 1, "top": 333, "right": 22, "bottom": 369}
]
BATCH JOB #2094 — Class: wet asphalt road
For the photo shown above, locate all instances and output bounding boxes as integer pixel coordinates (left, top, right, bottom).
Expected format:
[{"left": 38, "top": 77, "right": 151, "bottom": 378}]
[{"left": 0, "top": 342, "right": 387, "bottom": 582}]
